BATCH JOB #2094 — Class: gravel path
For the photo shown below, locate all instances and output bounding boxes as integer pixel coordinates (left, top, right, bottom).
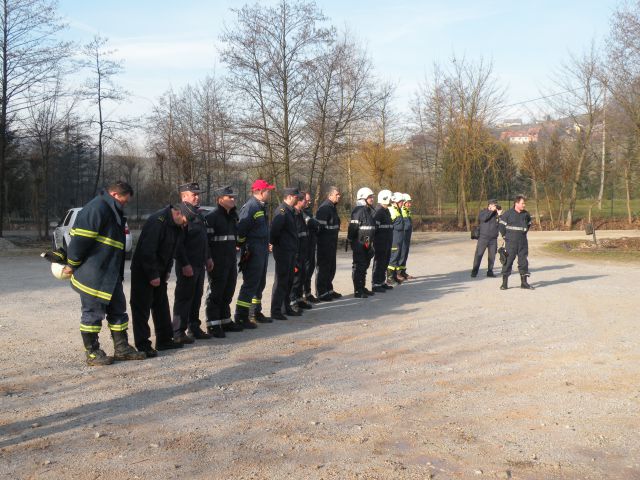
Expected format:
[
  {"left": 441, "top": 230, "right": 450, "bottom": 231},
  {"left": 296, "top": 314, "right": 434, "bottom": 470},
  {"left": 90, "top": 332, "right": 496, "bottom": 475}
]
[{"left": 1, "top": 231, "right": 639, "bottom": 479}]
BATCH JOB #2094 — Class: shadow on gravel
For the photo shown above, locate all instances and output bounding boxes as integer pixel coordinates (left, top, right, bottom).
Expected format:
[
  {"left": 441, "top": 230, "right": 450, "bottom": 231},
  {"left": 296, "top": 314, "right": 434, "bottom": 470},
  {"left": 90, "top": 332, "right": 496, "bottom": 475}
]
[
  {"left": 533, "top": 274, "right": 606, "bottom": 288},
  {"left": 531, "top": 263, "right": 574, "bottom": 273},
  {"left": 0, "top": 346, "right": 329, "bottom": 448}
]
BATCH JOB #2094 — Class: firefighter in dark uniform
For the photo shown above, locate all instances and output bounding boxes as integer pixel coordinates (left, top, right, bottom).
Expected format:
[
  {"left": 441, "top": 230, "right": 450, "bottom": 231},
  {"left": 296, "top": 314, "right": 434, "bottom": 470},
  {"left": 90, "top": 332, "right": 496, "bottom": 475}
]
[
  {"left": 471, "top": 199, "right": 502, "bottom": 278},
  {"left": 235, "top": 179, "right": 275, "bottom": 326},
  {"left": 204, "top": 186, "right": 239, "bottom": 338},
  {"left": 130, "top": 202, "right": 195, "bottom": 357},
  {"left": 290, "top": 192, "right": 313, "bottom": 311},
  {"left": 498, "top": 195, "right": 534, "bottom": 290},
  {"left": 398, "top": 193, "right": 414, "bottom": 279},
  {"left": 372, "top": 189, "right": 394, "bottom": 293},
  {"left": 172, "top": 182, "right": 214, "bottom": 344},
  {"left": 349, "top": 187, "right": 377, "bottom": 298},
  {"left": 270, "top": 187, "right": 301, "bottom": 320},
  {"left": 302, "top": 192, "right": 320, "bottom": 303},
  {"left": 315, "top": 186, "right": 342, "bottom": 301},
  {"left": 387, "top": 192, "right": 405, "bottom": 285},
  {"left": 63, "top": 181, "right": 145, "bottom": 366}
]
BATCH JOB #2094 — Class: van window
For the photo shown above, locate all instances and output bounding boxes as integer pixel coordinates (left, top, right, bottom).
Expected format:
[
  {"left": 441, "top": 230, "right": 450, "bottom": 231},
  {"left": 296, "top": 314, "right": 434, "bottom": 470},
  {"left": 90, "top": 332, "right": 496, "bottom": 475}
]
[{"left": 62, "top": 210, "right": 73, "bottom": 226}]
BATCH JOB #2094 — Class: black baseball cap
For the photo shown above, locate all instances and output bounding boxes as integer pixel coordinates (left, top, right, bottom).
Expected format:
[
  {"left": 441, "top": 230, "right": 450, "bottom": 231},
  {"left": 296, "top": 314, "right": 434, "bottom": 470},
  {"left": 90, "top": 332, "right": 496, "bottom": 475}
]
[
  {"left": 282, "top": 187, "right": 300, "bottom": 197},
  {"left": 214, "top": 185, "right": 237, "bottom": 197}
]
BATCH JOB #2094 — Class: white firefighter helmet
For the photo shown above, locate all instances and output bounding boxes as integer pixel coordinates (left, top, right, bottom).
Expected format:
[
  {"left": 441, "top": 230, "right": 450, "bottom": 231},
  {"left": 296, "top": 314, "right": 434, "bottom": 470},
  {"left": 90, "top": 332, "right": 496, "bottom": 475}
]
[
  {"left": 391, "top": 192, "right": 404, "bottom": 203},
  {"left": 403, "top": 193, "right": 412, "bottom": 202},
  {"left": 356, "top": 187, "right": 374, "bottom": 200},
  {"left": 377, "top": 189, "right": 392, "bottom": 205},
  {"left": 51, "top": 262, "right": 71, "bottom": 280}
]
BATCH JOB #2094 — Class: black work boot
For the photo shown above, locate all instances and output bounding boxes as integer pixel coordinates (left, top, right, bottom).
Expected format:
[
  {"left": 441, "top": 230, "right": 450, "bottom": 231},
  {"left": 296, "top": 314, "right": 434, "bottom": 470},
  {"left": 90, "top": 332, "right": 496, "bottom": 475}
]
[
  {"left": 251, "top": 312, "right": 273, "bottom": 323},
  {"left": 207, "top": 324, "right": 226, "bottom": 338},
  {"left": 470, "top": 269, "right": 478, "bottom": 278},
  {"left": 486, "top": 270, "right": 496, "bottom": 278},
  {"left": 227, "top": 315, "right": 245, "bottom": 332},
  {"left": 520, "top": 274, "right": 534, "bottom": 290},
  {"left": 500, "top": 275, "right": 508, "bottom": 290},
  {"left": 111, "top": 330, "right": 146, "bottom": 361},
  {"left": 81, "top": 332, "right": 114, "bottom": 366}
]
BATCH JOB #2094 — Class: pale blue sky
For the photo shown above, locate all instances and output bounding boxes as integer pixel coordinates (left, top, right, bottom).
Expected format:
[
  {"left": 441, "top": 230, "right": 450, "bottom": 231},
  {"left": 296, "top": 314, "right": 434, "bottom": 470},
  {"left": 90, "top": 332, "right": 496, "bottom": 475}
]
[{"left": 58, "top": 0, "right": 618, "bottom": 125}]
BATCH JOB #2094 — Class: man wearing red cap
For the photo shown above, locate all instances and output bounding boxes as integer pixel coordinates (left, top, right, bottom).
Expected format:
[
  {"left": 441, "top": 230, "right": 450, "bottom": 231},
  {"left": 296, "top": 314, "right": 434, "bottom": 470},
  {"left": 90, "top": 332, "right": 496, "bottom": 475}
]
[{"left": 234, "top": 179, "right": 275, "bottom": 327}]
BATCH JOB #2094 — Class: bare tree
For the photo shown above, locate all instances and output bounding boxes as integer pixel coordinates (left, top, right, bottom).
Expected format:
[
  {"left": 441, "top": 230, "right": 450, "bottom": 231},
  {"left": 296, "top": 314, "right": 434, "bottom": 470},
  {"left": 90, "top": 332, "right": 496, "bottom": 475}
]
[
  {"left": 80, "top": 35, "right": 128, "bottom": 196},
  {"left": 0, "top": 0, "right": 70, "bottom": 236},
  {"left": 221, "top": 0, "right": 333, "bottom": 186},
  {"left": 547, "top": 45, "right": 604, "bottom": 228}
]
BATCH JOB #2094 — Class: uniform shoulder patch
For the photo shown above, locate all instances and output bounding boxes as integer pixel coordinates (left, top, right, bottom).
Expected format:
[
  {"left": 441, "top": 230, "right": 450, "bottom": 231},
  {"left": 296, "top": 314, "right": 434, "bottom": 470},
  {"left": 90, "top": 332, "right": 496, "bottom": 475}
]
[
  {"left": 158, "top": 215, "right": 165, "bottom": 222},
  {"left": 280, "top": 208, "right": 285, "bottom": 212}
]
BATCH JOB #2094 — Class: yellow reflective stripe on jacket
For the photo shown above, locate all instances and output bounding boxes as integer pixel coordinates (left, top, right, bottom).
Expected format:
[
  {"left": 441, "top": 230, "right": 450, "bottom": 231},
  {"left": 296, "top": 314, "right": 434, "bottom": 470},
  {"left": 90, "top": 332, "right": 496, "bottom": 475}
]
[
  {"left": 236, "top": 300, "right": 252, "bottom": 308},
  {"left": 252, "top": 298, "right": 261, "bottom": 304},
  {"left": 96, "top": 235, "right": 124, "bottom": 250},
  {"left": 67, "top": 258, "right": 82, "bottom": 266},
  {"left": 70, "top": 228, "right": 98, "bottom": 238},
  {"left": 71, "top": 275, "right": 112, "bottom": 301},
  {"left": 389, "top": 206, "right": 401, "bottom": 221},
  {"left": 253, "top": 211, "right": 265, "bottom": 219}
]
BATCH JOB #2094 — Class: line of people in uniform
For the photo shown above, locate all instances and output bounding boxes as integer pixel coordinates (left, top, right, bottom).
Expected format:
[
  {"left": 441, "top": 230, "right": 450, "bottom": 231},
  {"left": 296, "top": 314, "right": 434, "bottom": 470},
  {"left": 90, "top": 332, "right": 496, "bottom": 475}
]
[{"left": 60, "top": 179, "right": 415, "bottom": 366}]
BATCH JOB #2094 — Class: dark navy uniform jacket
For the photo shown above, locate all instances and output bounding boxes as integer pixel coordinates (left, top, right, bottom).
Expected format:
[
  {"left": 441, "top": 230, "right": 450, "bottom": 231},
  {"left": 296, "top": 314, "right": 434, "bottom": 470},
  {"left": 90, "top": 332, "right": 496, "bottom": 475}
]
[
  {"left": 316, "top": 199, "right": 340, "bottom": 243},
  {"left": 373, "top": 205, "right": 393, "bottom": 247},
  {"left": 294, "top": 209, "right": 309, "bottom": 258},
  {"left": 270, "top": 203, "right": 298, "bottom": 252},
  {"left": 67, "top": 192, "right": 127, "bottom": 304},
  {"left": 205, "top": 206, "right": 238, "bottom": 268},
  {"left": 349, "top": 203, "right": 377, "bottom": 247},
  {"left": 175, "top": 208, "right": 210, "bottom": 268},
  {"left": 131, "top": 206, "right": 184, "bottom": 281},
  {"left": 478, "top": 208, "right": 499, "bottom": 239},
  {"left": 237, "top": 196, "right": 269, "bottom": 247},
  {"left": 498, "top": 208, "right": 532, "bottom": 240}
]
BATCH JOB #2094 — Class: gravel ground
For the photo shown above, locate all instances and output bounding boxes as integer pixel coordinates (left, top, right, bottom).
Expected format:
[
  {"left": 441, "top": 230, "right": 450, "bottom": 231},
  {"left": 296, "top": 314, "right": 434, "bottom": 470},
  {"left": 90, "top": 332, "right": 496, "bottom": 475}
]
[{"left": 1, "top": 231, "right": 640, "bottom": 479}]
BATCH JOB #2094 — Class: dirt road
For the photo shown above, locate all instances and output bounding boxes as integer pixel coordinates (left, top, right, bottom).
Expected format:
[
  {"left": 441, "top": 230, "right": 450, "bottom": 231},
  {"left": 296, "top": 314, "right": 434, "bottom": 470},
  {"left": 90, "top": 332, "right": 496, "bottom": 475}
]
[{"left": 1, "top": 231, "right": 639, "bottom": 479}]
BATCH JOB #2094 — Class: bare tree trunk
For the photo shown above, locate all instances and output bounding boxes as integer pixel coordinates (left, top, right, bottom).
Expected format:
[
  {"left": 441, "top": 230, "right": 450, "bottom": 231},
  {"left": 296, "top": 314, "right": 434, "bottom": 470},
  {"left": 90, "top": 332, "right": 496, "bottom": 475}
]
[
  {"left": 598, "top": 89, "right": 606, "bottom": 210},
  {"left": 532, "top": 177, "right": 541, "bottom": 227},
  {"left": 543, "top": 186, "right": 555, "bottom": 229},
  {"left": 625, "top": 164, "right": 632, "bottom": 224}
]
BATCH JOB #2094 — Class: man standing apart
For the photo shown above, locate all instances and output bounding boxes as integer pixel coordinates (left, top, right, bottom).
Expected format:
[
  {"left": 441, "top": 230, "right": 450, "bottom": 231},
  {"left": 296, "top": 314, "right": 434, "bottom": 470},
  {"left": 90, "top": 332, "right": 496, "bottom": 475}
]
[
  {"left": 471, "top": 199, "right": 502, "bottom": 278},
  {"left": 235, "top": 179, "right": 275, "bottom": 326},
  {"left": 315, "top": 186, "right": 342, "bottom": 301},
  {"left": 398, "top": 193, "right": 414, "bottom": 280},
  {"left": 270, "top": 187, "right": 300, "bottom": 320},
  {"left": 131, "top": 202, "right": 196, "bottom": 357},
  {"left": 349, "top": 187, "right": 377, "bottom": 298},
  {"left": 498, "top": 195, "right": 533, "bottom": 290},
  {"left": 372, "top": 189, "right": 394, "bottom": 293},
  {"left": 172, "top": 182, "right": 214, "bottom": 344},
  {"left": 204, "top": 186, "right": 239, "bottom": 338},
  {"left": 64, "top": 181, "right": 145, "bottom": 366},
  {"left": 387, "top": 192, "right": 405, "bottom": 285}
]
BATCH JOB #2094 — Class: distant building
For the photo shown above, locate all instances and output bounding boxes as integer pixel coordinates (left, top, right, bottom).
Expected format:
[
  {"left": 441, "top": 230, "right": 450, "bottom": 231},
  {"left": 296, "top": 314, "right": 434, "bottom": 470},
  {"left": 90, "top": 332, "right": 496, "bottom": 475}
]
[
  {"left": 497, "top": 118, "right": 523, "bottom": 128},
  {"left": 500, "top": 127, "right": 541, "bottom": 144}
]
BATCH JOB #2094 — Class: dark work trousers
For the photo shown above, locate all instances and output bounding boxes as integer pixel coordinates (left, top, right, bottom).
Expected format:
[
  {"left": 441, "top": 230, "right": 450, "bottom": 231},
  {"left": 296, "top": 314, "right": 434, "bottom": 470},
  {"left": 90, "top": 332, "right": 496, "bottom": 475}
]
[
  {"left": 130, "top": 268, "right": 173, "bottom": 350},
  {"left": 352, "top": 242, "right": 374, "bottom": 292},
  {"left": 172, "top": 265, "right": 205, "bottom": 334},
  {"left": 372, "top": 242, "right": 391, "bottom": 287},
  {"left": 80, "top": 280, "right": 129, "bottom": 333},
  {"left": 290, "top": 252, "right": 306, "bottom": 304},
  {"left": 235, "top": 242, "right": 269, "bottom": 319},
  {"left": 501, "top": 236, "right": 529, "bottom": 276},
  {"left": 388, "top": 231, "right": 404, "bottom": 273},
  {"left": 271, "top": 246, "right": 296, "bottom": 315},
  {"left": 206, "top": 260, "right": 238, "bottom": 327},
  {"left": 316, "top": 239, "right": 337, "bottom": 297},
  {"left": 303, "top": 236, "right": 317, "bottom": 297},
  {"left": 472, "top": 237, "right": 497, "bottom": 273},
  {"left": 399, "top": 229, "right": 412, "bottom": 271}
]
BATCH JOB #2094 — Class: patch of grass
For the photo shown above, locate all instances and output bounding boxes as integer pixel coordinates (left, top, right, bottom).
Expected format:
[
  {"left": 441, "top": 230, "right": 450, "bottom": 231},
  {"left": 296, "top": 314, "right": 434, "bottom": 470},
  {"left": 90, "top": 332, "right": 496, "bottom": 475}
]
[{"left": 544, "top": 238, "right": 640, "bottom": 262}]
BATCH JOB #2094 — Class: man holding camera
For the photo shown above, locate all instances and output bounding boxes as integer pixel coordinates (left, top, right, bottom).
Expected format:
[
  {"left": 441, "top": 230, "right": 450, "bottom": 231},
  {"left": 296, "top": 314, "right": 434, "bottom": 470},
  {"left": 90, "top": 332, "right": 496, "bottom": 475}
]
[{"left": 471, "top": 199, "right": 502, "bottom": 278}]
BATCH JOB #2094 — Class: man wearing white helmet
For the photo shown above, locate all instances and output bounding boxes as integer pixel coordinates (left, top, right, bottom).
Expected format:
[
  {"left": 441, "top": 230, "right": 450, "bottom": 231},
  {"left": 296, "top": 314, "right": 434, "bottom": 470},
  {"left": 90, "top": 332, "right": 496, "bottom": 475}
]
[
  {"left": 387, "top": 192, "right": 405, "bottom": 284},
  {"left": 398, "top": 193, "right": 414, "bottom": 279},
  {"left": 348, "top": 187, "right": 377, "bottom": 298},
  {"left": 372, "top": 189, "right": 394, "bottom": 292}
]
